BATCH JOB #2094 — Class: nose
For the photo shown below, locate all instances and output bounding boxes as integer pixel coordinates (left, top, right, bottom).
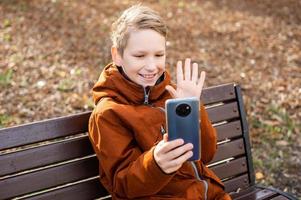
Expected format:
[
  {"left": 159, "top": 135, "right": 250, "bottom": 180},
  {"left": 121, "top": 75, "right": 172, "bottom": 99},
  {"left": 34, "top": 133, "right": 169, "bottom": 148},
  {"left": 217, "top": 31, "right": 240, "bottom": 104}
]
[{"left": 144, "top": 58, "right": 157, "bottom": 72}]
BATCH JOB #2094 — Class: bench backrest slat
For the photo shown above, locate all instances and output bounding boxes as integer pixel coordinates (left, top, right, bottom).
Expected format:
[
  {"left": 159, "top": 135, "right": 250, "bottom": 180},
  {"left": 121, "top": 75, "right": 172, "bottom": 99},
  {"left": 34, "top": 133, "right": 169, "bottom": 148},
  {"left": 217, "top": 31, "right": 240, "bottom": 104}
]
[
  {"left": 215, "top": 120, "right": 242, "bottom": 142},
  {"left": 0, "top": 136, "right": 93, "bottom": 176},
  {"left": 0, "top": 83, "right": 255, "bottom": 199},
  {"left": 210, "top": 139, "right": 245, "bottom": 164},
  {"left": 224, "top": 174, "right": 250, "bottom": 193},
  {"left": 29, "top": 178, "right": 109, "bottom": 200},
  {"left": 207, "top": 102, "right": 240, "bottom": 123},
  {"left": 201, "top": 83, "right": 236, "bottom": 104},
  {"left": 211, "top": 157, "right": 248, "bottom": 180},
  {"left": 0, "top": 157, "right": 98, "bottom": 199},
  {"left": 0, "top": 112, "right": 91, "bottom": 150}
]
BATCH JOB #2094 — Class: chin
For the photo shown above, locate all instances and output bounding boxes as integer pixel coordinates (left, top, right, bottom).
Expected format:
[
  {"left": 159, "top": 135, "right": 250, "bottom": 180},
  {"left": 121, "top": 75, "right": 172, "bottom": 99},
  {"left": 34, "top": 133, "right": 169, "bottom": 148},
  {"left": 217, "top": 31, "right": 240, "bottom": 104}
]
[
  {"left": 141, "top": 84, "right": 154, "bottom": 88},
  {"left": 138, "top": 79, "right": 158, "bottom": 88}
]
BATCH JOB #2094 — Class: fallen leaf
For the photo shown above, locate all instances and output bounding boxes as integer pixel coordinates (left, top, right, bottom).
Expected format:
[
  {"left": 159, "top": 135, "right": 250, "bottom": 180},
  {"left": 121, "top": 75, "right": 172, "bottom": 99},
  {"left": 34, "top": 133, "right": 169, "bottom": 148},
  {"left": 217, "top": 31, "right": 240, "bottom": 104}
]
[{"left": 256, "top": 172, "right": 264, "bottom": 180}]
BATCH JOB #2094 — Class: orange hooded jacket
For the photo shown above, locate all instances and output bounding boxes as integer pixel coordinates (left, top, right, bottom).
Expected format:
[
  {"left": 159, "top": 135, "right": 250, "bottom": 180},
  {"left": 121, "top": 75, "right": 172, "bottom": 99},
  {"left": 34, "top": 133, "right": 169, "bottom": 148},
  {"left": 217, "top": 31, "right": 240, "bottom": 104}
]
[{"left": 89, "top": 63, "right": 231, "bottom": 200}]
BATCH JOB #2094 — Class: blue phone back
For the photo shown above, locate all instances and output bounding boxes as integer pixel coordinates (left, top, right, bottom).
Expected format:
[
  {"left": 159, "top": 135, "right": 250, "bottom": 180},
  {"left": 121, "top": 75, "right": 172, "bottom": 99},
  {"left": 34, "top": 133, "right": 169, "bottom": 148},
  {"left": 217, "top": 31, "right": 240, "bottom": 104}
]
[{"left": 165, "top": 97, "right": 200, "bottom": 161}]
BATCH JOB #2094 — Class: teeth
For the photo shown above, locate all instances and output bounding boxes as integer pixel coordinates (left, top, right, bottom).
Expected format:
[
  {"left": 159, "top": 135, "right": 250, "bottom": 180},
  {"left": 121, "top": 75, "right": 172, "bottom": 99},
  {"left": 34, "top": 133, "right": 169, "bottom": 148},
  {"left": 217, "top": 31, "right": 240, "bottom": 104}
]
[{"left": 141, "top": 74, "right": 155, "bottom": 78}]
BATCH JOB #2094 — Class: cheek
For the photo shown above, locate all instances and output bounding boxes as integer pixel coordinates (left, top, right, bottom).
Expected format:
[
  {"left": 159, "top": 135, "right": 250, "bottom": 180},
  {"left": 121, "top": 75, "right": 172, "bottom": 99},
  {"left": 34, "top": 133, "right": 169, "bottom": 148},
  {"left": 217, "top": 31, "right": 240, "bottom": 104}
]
[
  {"left": 159, "top": 59, "right": 166, "bottom": 70},
  {"left": 126, "top": 57, "right": 142, "bottom": 66},
  {"left": 124, "top": 59, "right": 143, "bottom": 74}
]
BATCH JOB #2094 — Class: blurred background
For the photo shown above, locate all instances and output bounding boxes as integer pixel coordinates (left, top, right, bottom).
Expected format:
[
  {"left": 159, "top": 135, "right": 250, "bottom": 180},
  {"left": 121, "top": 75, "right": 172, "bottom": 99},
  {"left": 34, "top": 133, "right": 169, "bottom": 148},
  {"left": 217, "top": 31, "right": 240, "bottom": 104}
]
[{"left": 0, "top": 0, "right": 300, "bottom": 197}]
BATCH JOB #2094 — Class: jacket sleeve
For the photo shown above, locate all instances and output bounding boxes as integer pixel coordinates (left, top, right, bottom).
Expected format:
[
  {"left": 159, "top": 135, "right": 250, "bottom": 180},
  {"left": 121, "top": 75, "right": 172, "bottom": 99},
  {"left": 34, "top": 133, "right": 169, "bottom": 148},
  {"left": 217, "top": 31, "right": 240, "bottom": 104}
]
[
  {"left": 88, "top": 109, "right": 174, "bottom": 199},
  {"left": 200, "top": 104, "right": 217, "bottom": 164}
]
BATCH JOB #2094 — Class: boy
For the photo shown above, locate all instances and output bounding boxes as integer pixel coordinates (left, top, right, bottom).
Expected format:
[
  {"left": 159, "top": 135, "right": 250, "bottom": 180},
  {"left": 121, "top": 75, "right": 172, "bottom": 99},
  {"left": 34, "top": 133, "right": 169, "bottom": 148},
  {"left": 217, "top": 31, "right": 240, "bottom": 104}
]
[{"left": 89, "top": 4, "right": 231, "bottom": 200}]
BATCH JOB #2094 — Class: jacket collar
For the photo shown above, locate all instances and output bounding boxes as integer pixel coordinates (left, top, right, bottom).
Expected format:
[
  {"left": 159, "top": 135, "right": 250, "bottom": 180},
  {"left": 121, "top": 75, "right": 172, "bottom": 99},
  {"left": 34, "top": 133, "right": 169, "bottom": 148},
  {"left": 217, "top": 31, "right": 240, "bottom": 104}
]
[{"left": 92, "top": 63, "right": 172, "bottom": 105}]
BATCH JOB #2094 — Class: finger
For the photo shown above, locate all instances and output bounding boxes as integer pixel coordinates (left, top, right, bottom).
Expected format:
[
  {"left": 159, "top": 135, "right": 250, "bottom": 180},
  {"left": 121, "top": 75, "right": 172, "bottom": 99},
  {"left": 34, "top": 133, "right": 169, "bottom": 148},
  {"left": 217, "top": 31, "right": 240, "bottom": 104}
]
[
  {"left": 165, "top": 150, "right": 193, "bottom": 172},
  {"left": 197, "top": 71, "right": 206, "bottom": 93},
  {"left": 184, "top": 58, "right": 191, "bottom": 81},
  {"left": 165, "top": 143, "right": 193, "bottom": 160},
  {"left": 191, "top": 62, "right": 198, "bottom": 83},
  {"left": 173, "top": 150, "right": 193, "bottom": 166},
  {"left": 165, "top": 85, "right": 177, "bottom": 98},
  {"left": 174, "top": 150, "right": 193, "bottom": 165},
  {"left": 160, "top": 138, "right": 184, "bottom": 154},
  {"left": 176, "top": 61, "right": 183, "bottom": 83}
]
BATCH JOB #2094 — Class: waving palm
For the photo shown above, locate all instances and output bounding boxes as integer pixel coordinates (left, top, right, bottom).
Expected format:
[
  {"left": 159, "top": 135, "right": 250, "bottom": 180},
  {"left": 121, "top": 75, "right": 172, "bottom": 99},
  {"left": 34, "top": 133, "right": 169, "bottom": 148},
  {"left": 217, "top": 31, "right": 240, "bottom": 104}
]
[{"left": 166, "top": 58, "right": 206, "bottom": 99}]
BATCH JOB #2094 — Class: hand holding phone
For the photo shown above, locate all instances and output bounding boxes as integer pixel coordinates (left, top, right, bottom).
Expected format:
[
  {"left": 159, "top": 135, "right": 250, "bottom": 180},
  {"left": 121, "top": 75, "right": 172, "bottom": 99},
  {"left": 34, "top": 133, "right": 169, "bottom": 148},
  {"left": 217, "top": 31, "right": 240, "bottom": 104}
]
[{"left": 153, "top": 134, "right": 194, "bottom": 174}]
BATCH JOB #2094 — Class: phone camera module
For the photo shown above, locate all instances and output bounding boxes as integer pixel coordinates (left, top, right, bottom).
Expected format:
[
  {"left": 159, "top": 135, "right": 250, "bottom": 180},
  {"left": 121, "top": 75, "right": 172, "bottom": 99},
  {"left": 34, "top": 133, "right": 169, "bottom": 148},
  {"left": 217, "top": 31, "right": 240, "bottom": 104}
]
[{"left": 176, "top": 103, "right": 191, "bottom": 117}]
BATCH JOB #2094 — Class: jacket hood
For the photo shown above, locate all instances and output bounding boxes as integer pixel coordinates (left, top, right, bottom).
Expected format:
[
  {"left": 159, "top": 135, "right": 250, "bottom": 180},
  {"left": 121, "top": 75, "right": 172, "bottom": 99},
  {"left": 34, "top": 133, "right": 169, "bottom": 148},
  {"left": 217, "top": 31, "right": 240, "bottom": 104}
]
[{"left": 92, "top": 63, "right": 172, "bottom": 105}]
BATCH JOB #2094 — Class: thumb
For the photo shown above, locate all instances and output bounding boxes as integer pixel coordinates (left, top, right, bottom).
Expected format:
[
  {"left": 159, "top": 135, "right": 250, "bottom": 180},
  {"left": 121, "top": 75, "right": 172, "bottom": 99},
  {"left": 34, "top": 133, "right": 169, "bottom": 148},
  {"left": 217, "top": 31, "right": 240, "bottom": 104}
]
[
  {"left": 163, "top": 133, "right": 168, "bottom": 142},
  {"left": 165, "top": 85, "right": 177, "bottom": 98}
]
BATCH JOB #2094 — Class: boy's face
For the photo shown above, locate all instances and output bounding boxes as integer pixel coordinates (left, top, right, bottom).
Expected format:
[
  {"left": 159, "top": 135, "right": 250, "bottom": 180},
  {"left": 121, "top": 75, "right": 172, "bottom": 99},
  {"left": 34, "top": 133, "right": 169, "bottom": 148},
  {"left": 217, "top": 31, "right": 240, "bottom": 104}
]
[{"left": 112, "top": 29, "right": 166, "bottom": 88}]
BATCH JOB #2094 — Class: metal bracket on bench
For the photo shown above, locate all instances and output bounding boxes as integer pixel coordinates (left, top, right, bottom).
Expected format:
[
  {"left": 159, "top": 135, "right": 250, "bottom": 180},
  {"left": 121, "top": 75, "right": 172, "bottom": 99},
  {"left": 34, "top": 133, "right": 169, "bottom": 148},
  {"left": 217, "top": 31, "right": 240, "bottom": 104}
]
[{"left": 228, "top": 187, "right": 242, "bottom": 196}]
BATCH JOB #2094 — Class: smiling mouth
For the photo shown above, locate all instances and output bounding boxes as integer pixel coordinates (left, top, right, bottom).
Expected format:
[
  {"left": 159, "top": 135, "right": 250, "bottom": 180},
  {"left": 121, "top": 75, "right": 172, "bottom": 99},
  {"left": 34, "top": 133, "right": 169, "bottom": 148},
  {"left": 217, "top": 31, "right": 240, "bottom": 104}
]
[{"left": 139, "top": 74, "right": 157, "bottom": 79}]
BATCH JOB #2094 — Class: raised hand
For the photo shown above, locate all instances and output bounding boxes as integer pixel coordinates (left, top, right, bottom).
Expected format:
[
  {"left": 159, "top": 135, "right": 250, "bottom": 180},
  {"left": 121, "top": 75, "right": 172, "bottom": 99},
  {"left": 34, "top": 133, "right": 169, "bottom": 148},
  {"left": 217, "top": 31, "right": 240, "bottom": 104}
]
[
  {"left": 154, "top": 134, "right": 193, "bottom": 174},
  {"left": 165, "top": 58, "right": 206, "bottom": 99}
]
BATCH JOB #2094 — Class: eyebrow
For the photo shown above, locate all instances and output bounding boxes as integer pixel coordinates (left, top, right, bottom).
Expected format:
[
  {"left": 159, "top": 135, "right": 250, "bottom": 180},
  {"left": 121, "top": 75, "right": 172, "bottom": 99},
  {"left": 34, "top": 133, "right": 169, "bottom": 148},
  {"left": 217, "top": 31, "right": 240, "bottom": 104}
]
[{"left": 132, "top": 50, "right": 165, "bottom": 54}]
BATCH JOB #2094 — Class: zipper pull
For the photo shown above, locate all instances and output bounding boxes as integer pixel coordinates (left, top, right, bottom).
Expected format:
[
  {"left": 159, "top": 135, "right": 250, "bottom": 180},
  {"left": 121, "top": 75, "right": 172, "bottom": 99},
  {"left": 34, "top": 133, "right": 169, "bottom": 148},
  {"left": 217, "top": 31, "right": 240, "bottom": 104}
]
[
  {"left": 144, "top": 93, "right": 149, "bottom": 105},
  {"left": 143, "top": 87, "right": 150, "bottom": 105},
  {"left": 160, "top": 125, "right": 166, "bottom": 134}
]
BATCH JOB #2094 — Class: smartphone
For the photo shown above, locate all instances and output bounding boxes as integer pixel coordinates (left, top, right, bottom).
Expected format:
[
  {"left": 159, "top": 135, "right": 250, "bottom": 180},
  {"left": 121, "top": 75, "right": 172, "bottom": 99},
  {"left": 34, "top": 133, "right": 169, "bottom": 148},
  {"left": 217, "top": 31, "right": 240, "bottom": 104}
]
[{"left": 165, "top": 97, "right": 200, "bottom": 161}]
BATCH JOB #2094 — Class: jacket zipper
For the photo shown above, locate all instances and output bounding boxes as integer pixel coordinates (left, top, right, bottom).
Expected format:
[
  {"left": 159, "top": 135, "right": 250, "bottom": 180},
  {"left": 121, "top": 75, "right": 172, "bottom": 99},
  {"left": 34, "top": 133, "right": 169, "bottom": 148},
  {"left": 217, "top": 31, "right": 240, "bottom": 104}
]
[
  {"left": 160, "top": 125, "right": 166, "bottom": 134},
  {"left": 143, "top": 87, "right": 150, "bottom": 105}
]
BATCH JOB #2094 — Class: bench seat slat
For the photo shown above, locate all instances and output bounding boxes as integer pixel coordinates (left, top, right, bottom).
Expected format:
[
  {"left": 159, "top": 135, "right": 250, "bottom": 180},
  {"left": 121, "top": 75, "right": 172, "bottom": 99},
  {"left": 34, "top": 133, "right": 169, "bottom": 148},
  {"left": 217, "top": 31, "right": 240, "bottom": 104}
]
[
  {"left": 201, "top": 83, "right": 236, "bottom": 104},
  {"left": 210, "top": 157, "right": 248, "bottom": 180},
  {"left": 0, "top": 156, "right": 99, "bottom": 199},
  {"left": 0, "top": 136, "right": 94, "bottom": 177},
  {"left": 271, "top": 196, "right": 290, "bottom": 200},
  {"left": 224, "top": 174, "right": 250, "bottom": 193},
  {"left": 232, "top": 187, "right": 295, "bottom": 200},
  {"left": 207, "top": 102, "right": 240, "bottom": 123},
  {"left": 0, "top": 112, "right": 91, "bottom": 150},
  {"left": 215, "top": 120, "right": 242, "bottom": 142},
  {"left": 28, "top": 178, "right": 109, "bottom": 200},
  {"left": 234, "top": 188, "right": 277, "bottom": 200},
  {"left": 230, "top": 187, "right": 259, "bottom": 199},
  {"left": 210, "top": 138, "right": 245, "bottom": 164}
]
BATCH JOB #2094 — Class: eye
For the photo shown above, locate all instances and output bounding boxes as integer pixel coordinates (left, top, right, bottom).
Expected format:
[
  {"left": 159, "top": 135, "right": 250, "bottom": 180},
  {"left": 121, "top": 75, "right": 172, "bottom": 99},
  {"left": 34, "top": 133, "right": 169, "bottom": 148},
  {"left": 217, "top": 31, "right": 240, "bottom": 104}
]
[
  {"left": 156, "top": 54, "right": 164, "bottom": 57},
  {"left": 133, "top": 55, "right": 145, "bottom": 58}
]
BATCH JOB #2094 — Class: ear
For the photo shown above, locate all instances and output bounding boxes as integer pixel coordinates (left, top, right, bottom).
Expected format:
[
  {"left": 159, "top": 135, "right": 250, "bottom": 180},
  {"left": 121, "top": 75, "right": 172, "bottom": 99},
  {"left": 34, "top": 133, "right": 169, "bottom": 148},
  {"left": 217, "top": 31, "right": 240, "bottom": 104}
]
[{"left": 111, "top": 46, "right": 123, "bottom": 66}]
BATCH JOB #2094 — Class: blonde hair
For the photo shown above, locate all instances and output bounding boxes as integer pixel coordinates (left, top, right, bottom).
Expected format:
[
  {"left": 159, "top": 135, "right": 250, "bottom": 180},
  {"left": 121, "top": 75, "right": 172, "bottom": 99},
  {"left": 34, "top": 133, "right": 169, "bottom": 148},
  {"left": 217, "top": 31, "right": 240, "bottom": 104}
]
[{"left": 111, "top": 4, "right": 167, "bottom": 55}]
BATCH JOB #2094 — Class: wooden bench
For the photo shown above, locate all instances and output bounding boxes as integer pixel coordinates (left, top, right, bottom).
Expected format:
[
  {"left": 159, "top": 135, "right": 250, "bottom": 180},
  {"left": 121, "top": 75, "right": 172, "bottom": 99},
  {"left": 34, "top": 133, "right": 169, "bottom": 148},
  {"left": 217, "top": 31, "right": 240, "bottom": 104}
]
[{"left": 0, "top": 83, "right": 297, "bottom": 200}]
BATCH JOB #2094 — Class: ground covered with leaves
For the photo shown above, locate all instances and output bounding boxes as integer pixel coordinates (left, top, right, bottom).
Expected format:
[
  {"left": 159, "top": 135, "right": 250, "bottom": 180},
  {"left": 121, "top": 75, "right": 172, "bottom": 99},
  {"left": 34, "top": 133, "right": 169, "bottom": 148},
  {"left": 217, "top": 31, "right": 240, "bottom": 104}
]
[{"left": 0, "top": 0, "right": 300, "bottom": 197}]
